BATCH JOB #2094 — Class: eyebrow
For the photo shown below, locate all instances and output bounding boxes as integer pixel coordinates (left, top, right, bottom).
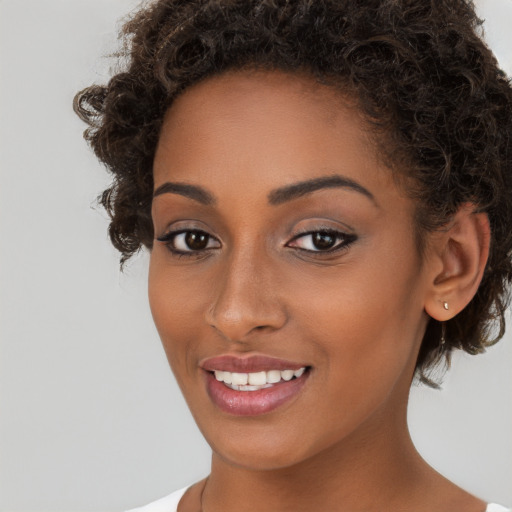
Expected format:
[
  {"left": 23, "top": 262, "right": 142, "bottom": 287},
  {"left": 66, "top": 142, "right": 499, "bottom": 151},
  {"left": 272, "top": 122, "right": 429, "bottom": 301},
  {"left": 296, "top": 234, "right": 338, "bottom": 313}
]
[
  {"left": 153, "top": 182, "right": 216, "bottom": 205},
  {"left": 267, "top": 175, "right": 376, "bottom": 206},
  {"left": 153, "top": 174, "right": 376, "bottom": 206}
]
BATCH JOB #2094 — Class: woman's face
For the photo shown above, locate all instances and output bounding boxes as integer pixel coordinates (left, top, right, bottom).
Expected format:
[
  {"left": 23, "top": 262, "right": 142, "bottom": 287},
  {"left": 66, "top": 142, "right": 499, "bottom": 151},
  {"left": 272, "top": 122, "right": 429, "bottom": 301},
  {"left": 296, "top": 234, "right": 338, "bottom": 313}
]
[{"left": 149, "top": 70, "right": 433, "bottom": 470}]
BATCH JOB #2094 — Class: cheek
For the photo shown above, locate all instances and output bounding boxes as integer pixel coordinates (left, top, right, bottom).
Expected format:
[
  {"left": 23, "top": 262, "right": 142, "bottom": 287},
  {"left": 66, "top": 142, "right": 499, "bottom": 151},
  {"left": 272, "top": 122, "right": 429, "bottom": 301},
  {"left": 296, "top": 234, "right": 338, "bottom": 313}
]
[
  {"left": 148, "top": 252, "right": 205, "bottom": 377},
  {"left": 288, "top": 298, "right": 420, "bottom": 451},
  {"left": 290, "top": 248, "right": 425, "bottom": 390},
  {"left": 306, "top": 293, "right": 409, "bottom": 392}
]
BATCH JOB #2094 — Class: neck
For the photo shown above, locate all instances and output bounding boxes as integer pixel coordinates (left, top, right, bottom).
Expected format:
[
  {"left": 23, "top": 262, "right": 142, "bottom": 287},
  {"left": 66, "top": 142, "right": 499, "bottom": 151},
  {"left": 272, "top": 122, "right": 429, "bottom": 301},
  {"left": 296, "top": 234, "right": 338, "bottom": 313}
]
[{"left": 200, "top": 399, "right": 432, "bottom": 512}]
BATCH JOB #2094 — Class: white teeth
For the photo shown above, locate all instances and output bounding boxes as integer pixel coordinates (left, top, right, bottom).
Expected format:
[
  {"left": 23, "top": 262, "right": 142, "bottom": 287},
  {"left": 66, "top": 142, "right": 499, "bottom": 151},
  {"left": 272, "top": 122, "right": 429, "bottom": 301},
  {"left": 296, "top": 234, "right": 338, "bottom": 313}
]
[
  {"left": 227, "top": 384, "right": 274, "bottom": 391},
  {"left": 231, "top": 372, "right": 248, "bottom": 385},
  {"left": 281, "top": 369, "right": 294, "bottom": 381},
  {"left": 266, "top": 370, "right": 282, "bottom": 383},
  {"left": 215, "top": 370, "right": 233, "bottom": 384},
  {"left": 212, "top": 367, "right": 307, "bottom": 390},
  {"left": 248, "top": 371, "right": 267, "bottom": 385}
]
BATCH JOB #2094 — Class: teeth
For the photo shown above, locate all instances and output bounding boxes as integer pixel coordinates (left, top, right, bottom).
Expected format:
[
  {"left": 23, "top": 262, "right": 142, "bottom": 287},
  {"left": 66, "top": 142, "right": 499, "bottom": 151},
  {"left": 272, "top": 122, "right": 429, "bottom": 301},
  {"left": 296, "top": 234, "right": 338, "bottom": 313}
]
[
  {"left": 214, "top": 370, "right": 234, "bottom": 383},
  {"left": 231, "top": 372, "right": 248, "bottom": 385},
  {"left": 226, "top": 383, "right": 274, "bottom": 391},
  {"left": 281, "top": 370, "right": 294, "bottom": 381},
  {"left": 248, "top": 371, "right": 267, "bottom": 386},
  {"left": 212, "top": 367, "right": 307, "bottom": 390},
  {"left": 266, "top": 370, "right": 281, "bottom": 384}
]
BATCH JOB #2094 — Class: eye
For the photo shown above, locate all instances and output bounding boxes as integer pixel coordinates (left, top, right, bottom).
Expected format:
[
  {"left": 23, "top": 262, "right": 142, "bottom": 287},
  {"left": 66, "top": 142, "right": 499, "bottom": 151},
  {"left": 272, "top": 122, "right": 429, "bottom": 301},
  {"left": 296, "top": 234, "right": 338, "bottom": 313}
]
[
  {"left": 287, "top": 229, "right": 356, "bottom": 253},
  {"left": 157, "top": 229, "right": 221, "bottom": 255}
]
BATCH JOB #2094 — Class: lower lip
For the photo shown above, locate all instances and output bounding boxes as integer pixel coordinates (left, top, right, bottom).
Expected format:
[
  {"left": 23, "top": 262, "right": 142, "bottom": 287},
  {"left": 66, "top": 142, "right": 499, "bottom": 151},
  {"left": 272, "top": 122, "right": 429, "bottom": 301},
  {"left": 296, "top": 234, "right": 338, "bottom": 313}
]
[{"left": 205, "top": 370, "right": 310, "bottom": 416}]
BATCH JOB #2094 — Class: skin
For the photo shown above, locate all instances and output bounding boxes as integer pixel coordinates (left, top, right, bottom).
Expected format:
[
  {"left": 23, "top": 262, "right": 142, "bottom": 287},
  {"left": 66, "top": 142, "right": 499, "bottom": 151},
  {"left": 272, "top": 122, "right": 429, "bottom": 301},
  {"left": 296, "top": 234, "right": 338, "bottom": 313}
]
[{"left": 148, "top": 69, "right": 489, "bottom": 512}]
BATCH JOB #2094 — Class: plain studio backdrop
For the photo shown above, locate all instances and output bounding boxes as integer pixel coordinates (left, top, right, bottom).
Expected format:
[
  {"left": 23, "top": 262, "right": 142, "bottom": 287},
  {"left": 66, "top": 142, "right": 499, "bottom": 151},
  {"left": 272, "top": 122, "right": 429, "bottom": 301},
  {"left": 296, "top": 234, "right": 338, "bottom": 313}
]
[{"left": 0, "top": 1, "right": 511, "bottom": 511}]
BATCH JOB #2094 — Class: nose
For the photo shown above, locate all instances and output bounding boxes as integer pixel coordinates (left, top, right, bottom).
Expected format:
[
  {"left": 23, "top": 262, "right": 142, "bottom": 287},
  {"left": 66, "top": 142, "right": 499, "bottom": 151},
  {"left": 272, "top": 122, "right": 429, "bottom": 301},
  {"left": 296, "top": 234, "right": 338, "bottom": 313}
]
[{"left": 205, "top": 247, "right": 287, "bottom": 343}]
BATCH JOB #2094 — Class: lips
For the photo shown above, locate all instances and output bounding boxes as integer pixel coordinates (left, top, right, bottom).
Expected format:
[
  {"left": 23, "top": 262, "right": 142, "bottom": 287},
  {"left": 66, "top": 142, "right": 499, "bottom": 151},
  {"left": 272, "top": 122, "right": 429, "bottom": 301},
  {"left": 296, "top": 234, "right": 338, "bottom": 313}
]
[
  {"left": 201, "top": 354, "right": 306, "bottom": 373},
  {"left": 201, "top": 355, "right": 310, "bottom": 416}
]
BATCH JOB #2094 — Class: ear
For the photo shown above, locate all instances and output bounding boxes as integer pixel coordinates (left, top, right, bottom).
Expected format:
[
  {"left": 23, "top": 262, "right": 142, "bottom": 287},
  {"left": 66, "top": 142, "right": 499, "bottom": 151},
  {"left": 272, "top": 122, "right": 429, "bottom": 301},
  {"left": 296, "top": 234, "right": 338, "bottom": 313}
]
[{"left": 424, "top": 204, "right": 490, "bottom": 321}]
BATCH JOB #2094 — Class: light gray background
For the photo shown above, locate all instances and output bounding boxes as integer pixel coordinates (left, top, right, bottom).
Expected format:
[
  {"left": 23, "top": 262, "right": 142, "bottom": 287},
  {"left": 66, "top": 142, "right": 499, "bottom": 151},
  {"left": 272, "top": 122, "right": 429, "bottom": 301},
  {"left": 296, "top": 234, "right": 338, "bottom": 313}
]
[{"left": 1, "top": 1, "right": 511, "bottom": 511}]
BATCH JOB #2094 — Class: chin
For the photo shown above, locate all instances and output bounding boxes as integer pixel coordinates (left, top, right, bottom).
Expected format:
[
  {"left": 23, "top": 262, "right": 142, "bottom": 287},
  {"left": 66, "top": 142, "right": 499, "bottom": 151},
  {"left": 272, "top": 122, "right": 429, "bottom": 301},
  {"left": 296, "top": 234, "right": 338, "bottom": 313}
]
[
  {"left": 203, "top": 416, "right": 347, "bottom": 473},
  {"left": 213, "top": 441, "right": 311, "bottom": 472}
]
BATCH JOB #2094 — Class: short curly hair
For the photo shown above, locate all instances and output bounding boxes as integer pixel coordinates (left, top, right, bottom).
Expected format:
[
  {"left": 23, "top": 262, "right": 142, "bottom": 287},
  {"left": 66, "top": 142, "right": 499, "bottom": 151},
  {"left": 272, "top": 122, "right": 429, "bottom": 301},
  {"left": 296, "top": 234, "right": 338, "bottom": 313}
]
[{"left": 74, "top": 0, "right": 512, "bottom": 385}]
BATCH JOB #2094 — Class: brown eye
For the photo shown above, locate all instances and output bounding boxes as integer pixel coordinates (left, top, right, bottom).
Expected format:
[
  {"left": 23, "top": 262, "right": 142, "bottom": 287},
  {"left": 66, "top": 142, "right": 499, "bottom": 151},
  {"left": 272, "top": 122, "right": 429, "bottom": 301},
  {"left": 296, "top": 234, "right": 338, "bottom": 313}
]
[
  {"left": 184, "top": 231, "right": 210, "bottom": 250},
  {"left": 287, "top": 229, "right": 357, "bottom": 253},
  {"left": 311, "top": 232, "right": 337, "bottom": 250},
  {"left": 156, "top": 229, "right": 221, "bottom": 254}
]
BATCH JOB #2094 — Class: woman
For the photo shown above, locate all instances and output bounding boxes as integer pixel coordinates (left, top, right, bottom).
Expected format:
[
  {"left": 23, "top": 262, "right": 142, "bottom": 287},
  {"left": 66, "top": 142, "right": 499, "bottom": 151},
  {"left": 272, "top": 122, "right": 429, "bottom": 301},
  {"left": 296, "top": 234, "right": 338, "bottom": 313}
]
[{"left": 74, "top": 0, "right": 512, "bottom": 510}]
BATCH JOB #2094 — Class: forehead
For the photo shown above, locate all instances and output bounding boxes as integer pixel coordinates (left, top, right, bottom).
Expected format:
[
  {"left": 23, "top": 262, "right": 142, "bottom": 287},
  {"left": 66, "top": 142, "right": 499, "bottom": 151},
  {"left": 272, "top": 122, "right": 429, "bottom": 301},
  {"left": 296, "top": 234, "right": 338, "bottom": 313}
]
[
  {"left": 166, "top": 69, "right": 356, "bottom": 126},
  {"left": 153, "top": 69, "right": 397, "bottom": 203}
]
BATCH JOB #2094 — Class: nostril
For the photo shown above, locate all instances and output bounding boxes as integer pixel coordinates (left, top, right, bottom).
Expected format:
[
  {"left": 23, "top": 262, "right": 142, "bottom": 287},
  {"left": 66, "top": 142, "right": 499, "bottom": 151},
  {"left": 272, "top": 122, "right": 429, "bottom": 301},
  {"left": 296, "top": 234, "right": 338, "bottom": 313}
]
[{"left": 205, "top": 292, "right": 288, "bottom": 342}]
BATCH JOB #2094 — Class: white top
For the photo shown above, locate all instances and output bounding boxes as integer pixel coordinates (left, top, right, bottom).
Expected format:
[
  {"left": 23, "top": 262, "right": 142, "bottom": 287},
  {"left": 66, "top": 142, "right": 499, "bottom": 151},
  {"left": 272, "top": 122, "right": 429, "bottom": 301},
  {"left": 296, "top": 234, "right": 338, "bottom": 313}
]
[{"left": 127, "top": 486, "right": 511, "bottom": 512}]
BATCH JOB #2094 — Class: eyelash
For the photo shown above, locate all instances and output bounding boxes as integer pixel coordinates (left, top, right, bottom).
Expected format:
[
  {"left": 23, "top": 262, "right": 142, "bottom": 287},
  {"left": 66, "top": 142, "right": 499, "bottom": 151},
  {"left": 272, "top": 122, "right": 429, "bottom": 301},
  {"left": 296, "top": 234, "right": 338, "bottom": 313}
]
[
  {"left": 156, "top": 229, "right": 220, "bottom": 259},
  {"left": 286, "top": 228, "right": 357, "bottom": 254},
  {"left": 156, "top": 228, "right": 357, "bottom": 258}
]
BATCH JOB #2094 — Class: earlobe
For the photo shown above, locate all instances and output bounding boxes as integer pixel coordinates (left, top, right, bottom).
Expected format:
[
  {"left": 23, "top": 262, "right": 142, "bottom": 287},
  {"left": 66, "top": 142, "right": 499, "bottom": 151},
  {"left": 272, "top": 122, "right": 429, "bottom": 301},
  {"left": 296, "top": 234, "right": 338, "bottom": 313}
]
[{"left": 424, "top": 204, "right": 490, "bottom": 321}]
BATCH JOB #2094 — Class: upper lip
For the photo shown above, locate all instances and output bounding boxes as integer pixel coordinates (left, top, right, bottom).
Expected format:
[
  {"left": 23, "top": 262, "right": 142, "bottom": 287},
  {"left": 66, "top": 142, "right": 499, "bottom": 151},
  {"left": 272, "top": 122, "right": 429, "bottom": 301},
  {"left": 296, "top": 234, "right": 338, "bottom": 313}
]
[{"left": 201, "top": 355, "right": 308, "bottom": 373}]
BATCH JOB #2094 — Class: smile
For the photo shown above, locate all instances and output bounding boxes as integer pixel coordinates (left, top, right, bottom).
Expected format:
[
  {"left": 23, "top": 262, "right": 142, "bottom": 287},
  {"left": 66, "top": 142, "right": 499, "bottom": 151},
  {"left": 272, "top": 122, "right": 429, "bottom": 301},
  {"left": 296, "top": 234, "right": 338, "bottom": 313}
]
[
  {"left": 201, "top": 355, "right": 311, "bottom": 416},
  {"left": 214, "top": 368, "right": 306, "bottom": 391}
]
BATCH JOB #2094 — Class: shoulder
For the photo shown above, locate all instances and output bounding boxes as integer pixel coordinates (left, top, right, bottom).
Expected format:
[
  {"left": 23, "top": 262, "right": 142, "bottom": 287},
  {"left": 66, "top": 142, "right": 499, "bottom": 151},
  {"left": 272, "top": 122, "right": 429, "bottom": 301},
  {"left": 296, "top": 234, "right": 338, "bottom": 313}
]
[
  {"left": 125, "top": 486, "right": 189, "bottom": 512},
  {"left": 486, "top": 505, "right": 511, "bottom": 512}
]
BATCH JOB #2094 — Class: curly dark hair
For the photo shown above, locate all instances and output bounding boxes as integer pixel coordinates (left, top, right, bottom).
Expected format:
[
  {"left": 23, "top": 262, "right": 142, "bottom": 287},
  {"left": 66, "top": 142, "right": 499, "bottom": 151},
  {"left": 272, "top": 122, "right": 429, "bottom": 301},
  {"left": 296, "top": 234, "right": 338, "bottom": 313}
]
[{"left": 74, "top": 0, "right": 512, "bottom": 385}]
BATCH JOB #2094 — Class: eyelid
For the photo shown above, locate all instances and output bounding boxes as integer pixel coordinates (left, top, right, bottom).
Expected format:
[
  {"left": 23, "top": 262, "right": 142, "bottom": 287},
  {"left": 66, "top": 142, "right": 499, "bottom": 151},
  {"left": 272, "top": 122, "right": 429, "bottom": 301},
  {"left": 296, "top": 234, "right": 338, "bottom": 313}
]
[
  {"left": 155, "top": 222, "right": 356, "bottom": 258},
  {"left": 155, "top": 218, "right": 212, "bottom": 237},
  {"left": 156, "top": 228, "right": 221, "bottom": 257},
  {"left": 156, "top": 228, "right": 219, "bottom": 243},
  {"left": 286, "top": 228, "right": 357, "bottom": 253}
]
